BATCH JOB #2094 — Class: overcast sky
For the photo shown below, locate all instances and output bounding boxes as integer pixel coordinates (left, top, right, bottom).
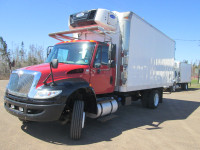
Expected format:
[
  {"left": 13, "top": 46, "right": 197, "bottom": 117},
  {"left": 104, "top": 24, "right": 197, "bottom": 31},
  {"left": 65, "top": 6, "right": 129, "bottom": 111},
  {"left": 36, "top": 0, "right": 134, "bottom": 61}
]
[{"left": 0, "top": 0, "right": 199, "bottom": 63}]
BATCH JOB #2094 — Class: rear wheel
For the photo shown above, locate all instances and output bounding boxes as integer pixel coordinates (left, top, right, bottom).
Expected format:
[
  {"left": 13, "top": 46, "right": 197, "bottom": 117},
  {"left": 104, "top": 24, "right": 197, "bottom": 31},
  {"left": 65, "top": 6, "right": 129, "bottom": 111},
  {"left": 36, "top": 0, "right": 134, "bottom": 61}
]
[
  {"left": 70, "top": 100, "right": 85, "bottom": 140},
  {"left": 172, "top": 84, "right": 176, "bottom": 92},
  {"left": 149, "top": 90, "right": 160, "bottom": 109},
  {"left": 181, "top": 83, "right": 188, "bottom": 90},
  {"left": 141, "top": 91, "right": 149, "bottom": 108},
  {"left": 184, "top": 83, "right": 188, "bottom": 90}
]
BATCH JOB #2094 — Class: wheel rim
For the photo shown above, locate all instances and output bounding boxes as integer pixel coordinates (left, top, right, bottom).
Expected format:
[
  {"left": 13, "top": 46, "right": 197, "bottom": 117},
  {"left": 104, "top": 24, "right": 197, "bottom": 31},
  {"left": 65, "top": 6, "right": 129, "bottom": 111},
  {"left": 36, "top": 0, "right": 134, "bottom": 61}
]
[
  {"left": 154, "top": 93, "right": 159, "bottom": 106},
  {"left": 82, "top": 112, "right": 85, "bottom": 128},
  {"left": 185, "top": 84, "right": 188, "bottom": 90}
]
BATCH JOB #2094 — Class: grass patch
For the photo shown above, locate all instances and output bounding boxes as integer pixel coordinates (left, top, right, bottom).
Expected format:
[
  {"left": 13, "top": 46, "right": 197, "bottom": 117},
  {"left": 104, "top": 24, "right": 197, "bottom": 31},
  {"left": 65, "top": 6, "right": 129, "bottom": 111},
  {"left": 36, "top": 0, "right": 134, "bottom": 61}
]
[{"left": 190, "top": 79, "right": 200, "bottom": 88}]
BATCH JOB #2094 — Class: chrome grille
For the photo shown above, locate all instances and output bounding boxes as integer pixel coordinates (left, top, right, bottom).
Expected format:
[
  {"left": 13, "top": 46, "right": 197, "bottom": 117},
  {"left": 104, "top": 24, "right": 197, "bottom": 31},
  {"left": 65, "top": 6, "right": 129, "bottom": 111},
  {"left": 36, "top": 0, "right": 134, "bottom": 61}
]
[{"left": 7, "top": 72, "right": 34, "bottom": 97}]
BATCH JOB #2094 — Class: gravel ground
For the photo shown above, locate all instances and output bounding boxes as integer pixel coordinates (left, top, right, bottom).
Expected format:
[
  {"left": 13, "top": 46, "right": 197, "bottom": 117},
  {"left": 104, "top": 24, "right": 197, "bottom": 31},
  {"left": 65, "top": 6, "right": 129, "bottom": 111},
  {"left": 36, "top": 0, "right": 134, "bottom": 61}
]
[{"left": 0, "top": 80, "right": 200, "bottom": 150}]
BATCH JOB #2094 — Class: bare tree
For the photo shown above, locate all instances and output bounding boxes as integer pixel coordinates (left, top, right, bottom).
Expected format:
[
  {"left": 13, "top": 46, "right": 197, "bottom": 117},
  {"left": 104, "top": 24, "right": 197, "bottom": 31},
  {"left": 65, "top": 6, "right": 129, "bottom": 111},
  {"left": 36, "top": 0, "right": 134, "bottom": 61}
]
[
  {"left": 0, "top": 38, "right": 45, "bottom": 79},
  {"left": 0, "top": 37, "right": 12, "bottom": 73}
]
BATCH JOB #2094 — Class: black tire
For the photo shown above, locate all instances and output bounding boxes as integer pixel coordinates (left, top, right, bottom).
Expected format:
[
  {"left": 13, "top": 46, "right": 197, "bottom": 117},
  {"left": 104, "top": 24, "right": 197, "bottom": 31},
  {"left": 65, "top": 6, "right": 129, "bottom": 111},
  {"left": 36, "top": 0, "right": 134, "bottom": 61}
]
[
  {"left": 184, "top": 83, "right": 188, "bottom": 90},
  {"left": 181, "top": 83, "right": 188, "bottom": 91},
  {"left": 148, "top": 90, "right": 160, "bottom": 109},
  {"left": 70, "top": 100, "right": 85, "bottom": 140},
  {"left": 181, "top": 84, "right": 184, "bottom": 90},
  {"left": 159, "top": 88, "right": 163, "bottom": 103},
  {"left": 141, "top": 91, "right": 149, "bottom": 108}
]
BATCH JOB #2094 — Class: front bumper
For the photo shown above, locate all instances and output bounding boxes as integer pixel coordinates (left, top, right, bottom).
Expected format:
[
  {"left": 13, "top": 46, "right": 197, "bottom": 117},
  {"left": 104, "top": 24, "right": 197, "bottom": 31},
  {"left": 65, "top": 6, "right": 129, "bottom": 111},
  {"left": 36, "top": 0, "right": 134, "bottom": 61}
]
[{"left": 4, "top": 96, "right": 65, "bottom": 122}]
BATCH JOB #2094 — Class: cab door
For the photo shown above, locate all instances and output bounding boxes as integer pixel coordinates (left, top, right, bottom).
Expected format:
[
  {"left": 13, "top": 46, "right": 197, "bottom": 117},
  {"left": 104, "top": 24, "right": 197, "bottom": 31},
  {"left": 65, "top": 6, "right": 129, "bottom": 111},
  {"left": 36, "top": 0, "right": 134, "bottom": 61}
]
[{"left": 90, "top": 44, "right": 115, "bottom": 94}]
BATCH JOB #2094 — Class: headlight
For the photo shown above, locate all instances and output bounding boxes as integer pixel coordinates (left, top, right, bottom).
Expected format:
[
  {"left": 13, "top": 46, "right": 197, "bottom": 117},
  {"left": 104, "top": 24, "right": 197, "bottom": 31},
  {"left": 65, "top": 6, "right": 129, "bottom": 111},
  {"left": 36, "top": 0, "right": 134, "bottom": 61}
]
[{"left": 34, "top": 90, "right": 62, "bottom": 99}]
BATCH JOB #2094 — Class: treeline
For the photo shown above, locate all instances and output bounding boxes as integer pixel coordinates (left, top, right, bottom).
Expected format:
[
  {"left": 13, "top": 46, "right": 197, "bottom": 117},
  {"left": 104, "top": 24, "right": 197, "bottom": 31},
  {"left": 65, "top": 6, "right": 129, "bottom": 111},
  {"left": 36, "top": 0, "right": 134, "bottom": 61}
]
[
  {"left": 0, "top": 37, "right": 45, "bottom": 79},
  {"left": 191, "top": 60, "right": 200, "bottom": 79}
]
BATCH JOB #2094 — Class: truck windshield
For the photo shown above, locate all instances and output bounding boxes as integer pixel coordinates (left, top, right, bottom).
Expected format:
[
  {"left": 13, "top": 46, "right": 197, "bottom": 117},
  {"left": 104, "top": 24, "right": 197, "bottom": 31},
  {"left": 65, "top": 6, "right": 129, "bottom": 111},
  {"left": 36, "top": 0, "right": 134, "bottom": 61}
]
[{"left": 46, "top": 42, "right": 96, "bottom": 65}]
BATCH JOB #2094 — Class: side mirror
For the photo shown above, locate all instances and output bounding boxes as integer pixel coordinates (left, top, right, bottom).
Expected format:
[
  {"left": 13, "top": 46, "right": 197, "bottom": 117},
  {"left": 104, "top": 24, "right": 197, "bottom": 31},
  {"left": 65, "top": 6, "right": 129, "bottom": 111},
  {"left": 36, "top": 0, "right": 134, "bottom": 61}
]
[
  {"left": 47, "top": 46, "right": 53, "bottom": 57},
  {"left": 51, "top": 59, "right": 58, "bottom": 69}
]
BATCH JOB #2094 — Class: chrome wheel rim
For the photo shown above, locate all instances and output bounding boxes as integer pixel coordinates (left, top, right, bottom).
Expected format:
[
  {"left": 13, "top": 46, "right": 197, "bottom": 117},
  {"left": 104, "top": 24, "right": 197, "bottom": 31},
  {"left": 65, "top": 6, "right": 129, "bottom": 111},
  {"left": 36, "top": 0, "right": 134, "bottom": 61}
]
[
  {"left": 82, "top": 112, "right": 85, "bottom": 128},
  {"left": 154, "top": 93, "right": 159, "bottom": 106}
]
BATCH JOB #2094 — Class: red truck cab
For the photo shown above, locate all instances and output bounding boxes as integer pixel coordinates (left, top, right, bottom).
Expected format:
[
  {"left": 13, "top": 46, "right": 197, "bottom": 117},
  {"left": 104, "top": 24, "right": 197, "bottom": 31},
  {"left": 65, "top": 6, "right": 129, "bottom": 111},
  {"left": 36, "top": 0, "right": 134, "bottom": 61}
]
[
  {"left": 4, "top": 39, "right": 117, "bottom": 139},
  {"left": 43, "top": 40, "right": 116, "bottom": 94}
]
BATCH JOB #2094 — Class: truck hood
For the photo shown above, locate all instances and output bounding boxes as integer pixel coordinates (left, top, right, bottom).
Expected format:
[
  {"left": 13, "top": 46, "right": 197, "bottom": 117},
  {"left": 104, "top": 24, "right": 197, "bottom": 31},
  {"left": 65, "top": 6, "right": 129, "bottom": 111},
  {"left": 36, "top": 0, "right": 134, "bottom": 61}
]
[{"left": 22, "top": 63, "right": 90, "bottom": 87}]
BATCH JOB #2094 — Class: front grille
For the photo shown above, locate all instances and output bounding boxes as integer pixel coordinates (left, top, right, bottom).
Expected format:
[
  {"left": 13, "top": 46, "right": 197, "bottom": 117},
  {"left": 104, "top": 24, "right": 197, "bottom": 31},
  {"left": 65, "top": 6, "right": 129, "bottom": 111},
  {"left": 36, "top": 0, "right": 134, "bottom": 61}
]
[{"left": 7, "top": 72, "right": 34, "bottom": 97}]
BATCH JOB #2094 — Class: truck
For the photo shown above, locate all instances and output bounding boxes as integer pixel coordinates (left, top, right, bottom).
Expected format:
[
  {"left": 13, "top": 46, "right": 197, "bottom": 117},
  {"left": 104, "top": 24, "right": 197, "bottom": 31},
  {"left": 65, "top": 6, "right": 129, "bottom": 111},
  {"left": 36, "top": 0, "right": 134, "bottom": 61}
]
[
  {"left": 172, "top": 61, "right": 192, "bottom": 91},
  {"left": 4, "top": 9, "right": 175, "bottom": 139}
]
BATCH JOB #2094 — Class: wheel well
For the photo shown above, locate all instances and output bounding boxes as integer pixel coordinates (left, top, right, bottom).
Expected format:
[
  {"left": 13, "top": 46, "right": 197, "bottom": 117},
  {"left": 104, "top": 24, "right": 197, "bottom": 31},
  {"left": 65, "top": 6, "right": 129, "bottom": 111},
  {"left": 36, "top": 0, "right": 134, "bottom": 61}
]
[{"left": 67, "top": 88, "right": 97, "bottom": 114}]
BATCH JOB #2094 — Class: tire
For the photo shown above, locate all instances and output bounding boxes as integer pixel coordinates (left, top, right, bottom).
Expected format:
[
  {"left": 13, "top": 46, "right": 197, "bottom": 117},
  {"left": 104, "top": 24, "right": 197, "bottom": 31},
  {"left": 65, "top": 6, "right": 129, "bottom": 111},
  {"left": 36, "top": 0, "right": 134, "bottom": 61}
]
[
  {"left": 159, "top": 88, "right": 163, "bottom": 103},
  {"left": 181, "top": 84, "right": 184, "bottom": 90},
  {"left": 70, "top": 100, "right": 85, "bottom": 140},
  {"left": 184, "top": 83, "right": 188, "bottom": 90},
  {"left": 141, "top": 91, "right": 149, "bottom": 108},
  {"left": 181, "top": 83, "right": 188, "bottom": 91},
  {"left": 172, "top": 84, "right": 176, "bottom": 92},
  {"left": 149, "top": 90, "right": 160, "bottom": 109}
]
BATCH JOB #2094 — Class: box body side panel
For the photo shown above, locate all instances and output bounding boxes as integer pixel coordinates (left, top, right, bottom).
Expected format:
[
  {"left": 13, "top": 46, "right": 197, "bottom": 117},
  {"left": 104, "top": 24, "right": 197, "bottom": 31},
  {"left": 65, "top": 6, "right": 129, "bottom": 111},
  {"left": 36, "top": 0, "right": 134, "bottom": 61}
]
[
  {"left": 119, "top": 14, "right": 175, "bottom": 92},
  {"left": 180, "top": 63, "right": 192, "bottom": 83}
]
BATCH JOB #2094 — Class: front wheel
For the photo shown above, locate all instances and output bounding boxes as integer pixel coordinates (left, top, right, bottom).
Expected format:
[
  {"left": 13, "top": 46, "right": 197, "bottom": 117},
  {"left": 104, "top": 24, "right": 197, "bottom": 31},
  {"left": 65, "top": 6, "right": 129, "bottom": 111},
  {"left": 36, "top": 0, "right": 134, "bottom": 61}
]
[{"left": 70, "top": 100, "right": 85, "bottom": 140}]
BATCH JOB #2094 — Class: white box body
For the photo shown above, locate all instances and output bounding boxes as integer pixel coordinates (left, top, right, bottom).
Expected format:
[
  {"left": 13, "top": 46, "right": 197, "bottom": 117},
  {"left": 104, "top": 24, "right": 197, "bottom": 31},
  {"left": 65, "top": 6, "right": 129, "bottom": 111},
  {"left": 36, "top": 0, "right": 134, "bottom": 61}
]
[
  {"left": 175, "top": 62, "right": 191, "bottom": 83},
  {"left": 68, "top": 9, "right": 176, "bottom": 92},
  {"left": 118, "top": 13, "right": 175, "bottom": 92},
  {"left": 180, "top": 63, "right": 191, "bottom": 83}
]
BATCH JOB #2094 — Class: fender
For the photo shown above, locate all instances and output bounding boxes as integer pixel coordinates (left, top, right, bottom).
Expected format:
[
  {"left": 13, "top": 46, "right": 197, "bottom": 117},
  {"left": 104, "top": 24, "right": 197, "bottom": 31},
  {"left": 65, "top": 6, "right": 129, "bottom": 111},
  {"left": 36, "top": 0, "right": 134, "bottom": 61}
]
[{"left": 40, "top": 78, "right": 97, "bottom": 114}]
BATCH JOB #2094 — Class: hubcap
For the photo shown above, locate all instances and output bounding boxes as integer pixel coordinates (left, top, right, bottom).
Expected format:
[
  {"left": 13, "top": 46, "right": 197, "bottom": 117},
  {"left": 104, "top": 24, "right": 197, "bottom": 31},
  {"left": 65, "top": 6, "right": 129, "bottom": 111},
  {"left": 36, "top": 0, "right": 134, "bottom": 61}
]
[{"left": 154, "top": 93, "right": 159, "bottom": 106}]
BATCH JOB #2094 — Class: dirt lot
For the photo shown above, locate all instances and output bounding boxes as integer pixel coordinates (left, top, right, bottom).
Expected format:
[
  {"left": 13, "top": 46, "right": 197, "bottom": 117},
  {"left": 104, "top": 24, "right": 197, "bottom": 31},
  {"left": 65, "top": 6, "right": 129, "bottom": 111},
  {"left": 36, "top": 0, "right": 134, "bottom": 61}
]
[{"left": 0, "top": 80, "right": 200, "bottom": 150}]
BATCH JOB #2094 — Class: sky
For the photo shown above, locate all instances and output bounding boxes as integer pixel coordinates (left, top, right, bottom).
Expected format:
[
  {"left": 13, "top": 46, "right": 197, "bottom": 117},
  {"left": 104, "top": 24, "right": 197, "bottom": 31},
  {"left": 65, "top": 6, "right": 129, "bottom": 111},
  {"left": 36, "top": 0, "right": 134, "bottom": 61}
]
[{"left": 0, "top": 0, "right": 199, "bottom": 63}]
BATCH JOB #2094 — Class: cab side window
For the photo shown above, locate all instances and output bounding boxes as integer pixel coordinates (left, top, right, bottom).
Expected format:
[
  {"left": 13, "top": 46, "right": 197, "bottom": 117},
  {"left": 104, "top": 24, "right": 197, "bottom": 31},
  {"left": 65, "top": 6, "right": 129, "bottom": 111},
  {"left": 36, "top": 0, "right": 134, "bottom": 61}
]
[
  {"left": 101, "top": 45, "right": 109, "bottom": 65},
  {"left": 94, "top": 45, "right": 109, "bottom": 67}
]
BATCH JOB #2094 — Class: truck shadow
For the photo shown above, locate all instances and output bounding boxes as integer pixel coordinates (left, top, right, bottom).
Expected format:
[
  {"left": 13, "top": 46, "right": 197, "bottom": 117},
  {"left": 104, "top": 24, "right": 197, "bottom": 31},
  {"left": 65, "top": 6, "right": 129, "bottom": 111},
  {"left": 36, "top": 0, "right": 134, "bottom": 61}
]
[
  {"left": 21, "top": 98, "right": 200, "bottom": 145},
  {"left": 178, "top": 88, "right": 199, "bottom": 92},
  {"left": 164, "top": 88, "right": 199, "bottom": 94}
]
